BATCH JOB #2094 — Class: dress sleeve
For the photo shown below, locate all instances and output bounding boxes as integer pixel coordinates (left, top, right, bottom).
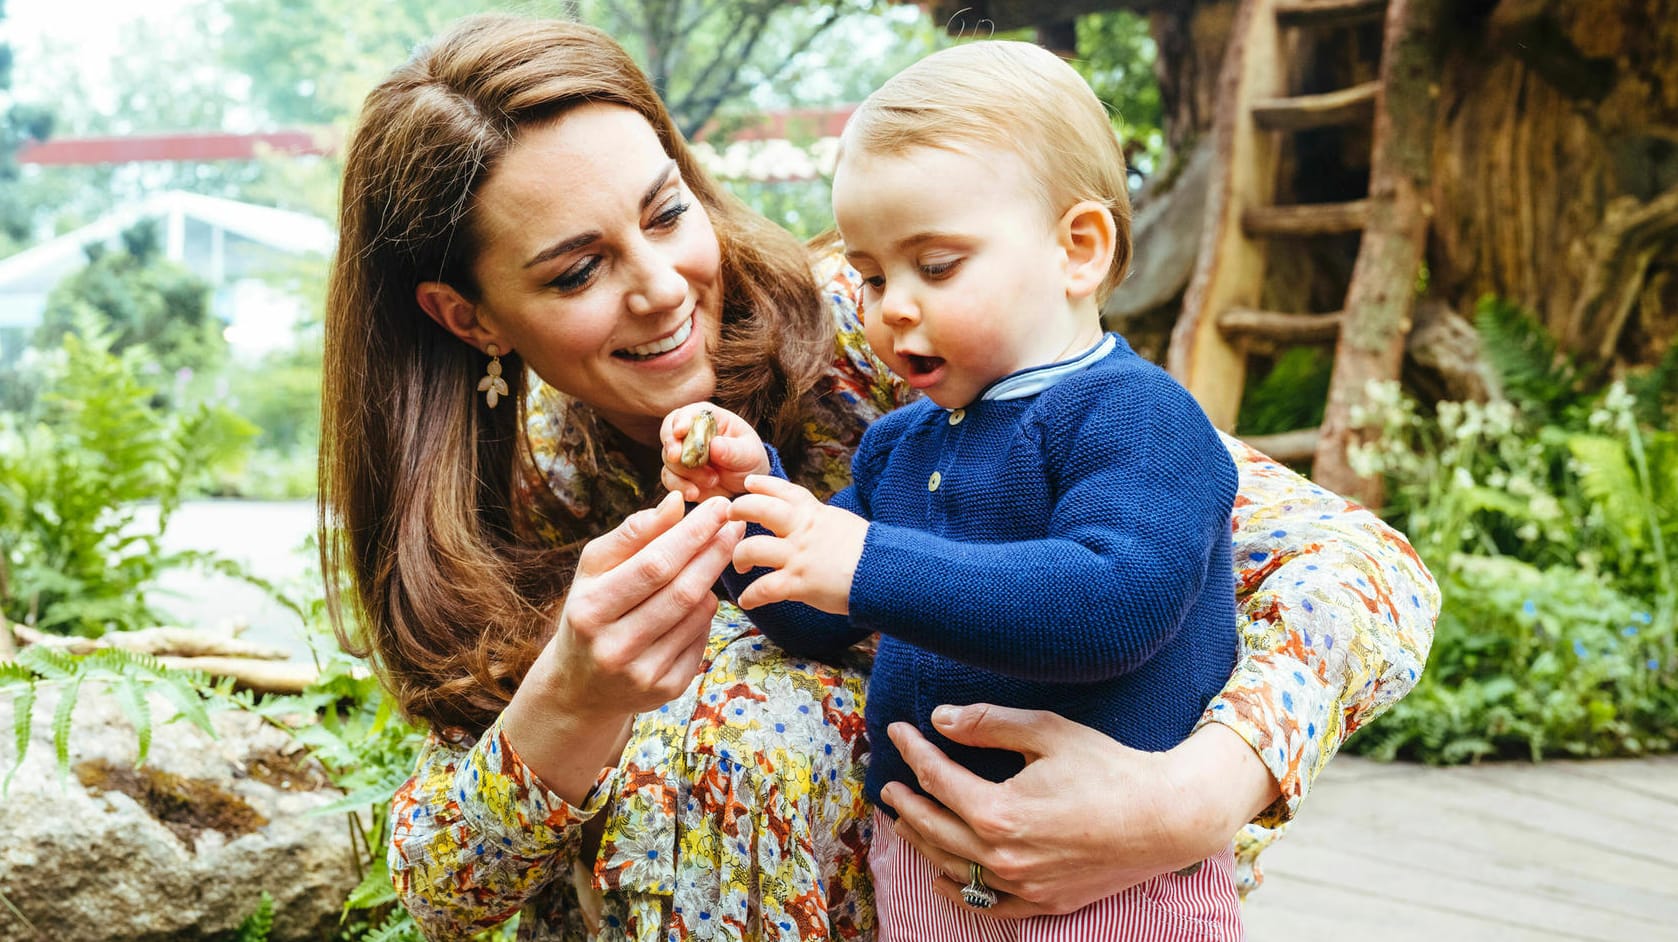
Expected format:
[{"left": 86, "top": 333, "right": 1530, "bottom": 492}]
[
  {"left": 1200, "top": 434, "right": 1439, "bottom": 825},
  {"left": 388, "top": 715, "right": 616, "bottom": 939}
]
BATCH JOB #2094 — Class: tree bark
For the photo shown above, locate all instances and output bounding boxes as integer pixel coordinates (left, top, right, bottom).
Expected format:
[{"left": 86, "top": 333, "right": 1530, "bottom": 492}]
[{"left": 1113, "top": 0, "right": 1678, "bottom": 372}]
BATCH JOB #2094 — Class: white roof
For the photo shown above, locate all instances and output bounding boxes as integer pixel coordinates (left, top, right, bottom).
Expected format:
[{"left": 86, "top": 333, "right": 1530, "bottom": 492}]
[{"left": 0, "top": 191, "right": 335, "bottom": 328}]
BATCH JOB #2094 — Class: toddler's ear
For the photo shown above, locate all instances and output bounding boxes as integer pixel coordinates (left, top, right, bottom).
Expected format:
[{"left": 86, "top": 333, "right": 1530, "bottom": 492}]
[{"left": 1057, "top": 200, "right": 1117, "bottom": 301}]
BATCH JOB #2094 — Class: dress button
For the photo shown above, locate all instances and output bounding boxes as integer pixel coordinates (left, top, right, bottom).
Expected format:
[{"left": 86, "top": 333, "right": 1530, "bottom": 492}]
[
  {"left": 948, "top": 409, "right": 965, "bottom": 425},
  {"left": 928, "top": 471, "right": 942, "bottom": 492}
]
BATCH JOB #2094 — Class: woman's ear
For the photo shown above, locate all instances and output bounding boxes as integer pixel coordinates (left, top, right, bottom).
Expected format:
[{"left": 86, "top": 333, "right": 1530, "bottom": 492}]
[
  {"left": 1057, "top": 200, "right": 1117, "bottom": 302},
  {"left": 416, "top": 281, "right": 509, "bottom": 355}
]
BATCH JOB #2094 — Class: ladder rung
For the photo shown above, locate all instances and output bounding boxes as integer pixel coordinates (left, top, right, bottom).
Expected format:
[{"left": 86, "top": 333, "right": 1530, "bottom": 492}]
[
  {"left": 1242, "top": 427, "right": 1322, "bottom": 464},
  {"left": 1275, "top": 0, "right": 1388, "bottom": 29},
  {"left": 1219, "top": 308, "right": 1343, "bottom": 345},
  {"left": 1252, "top": 82, "right": 1379, "bottom": 131},
  {"left": 1242, "top": 199, "right": 1370, "bottom": 237}
]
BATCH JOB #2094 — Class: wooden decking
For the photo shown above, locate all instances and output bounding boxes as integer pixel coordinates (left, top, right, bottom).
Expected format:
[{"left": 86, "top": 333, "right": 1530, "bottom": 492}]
[{"left": 1242, "top": 754, "right": 1678, "bottom": 940}]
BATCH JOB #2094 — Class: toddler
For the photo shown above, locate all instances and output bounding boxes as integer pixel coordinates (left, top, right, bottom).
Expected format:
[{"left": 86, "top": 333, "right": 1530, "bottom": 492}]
[{"left": 662, "top": 40, "right": 1243, "bottom": 941}]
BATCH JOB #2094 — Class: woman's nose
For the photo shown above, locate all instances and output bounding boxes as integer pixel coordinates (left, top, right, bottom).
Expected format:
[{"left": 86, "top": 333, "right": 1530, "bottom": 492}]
[{"left": 625, "top": 245, "right": 689, "bottom": 316}]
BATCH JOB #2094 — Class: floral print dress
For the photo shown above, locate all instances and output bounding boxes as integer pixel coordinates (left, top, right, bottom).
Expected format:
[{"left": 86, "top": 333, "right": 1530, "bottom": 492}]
[{"left": 387, "top": 248, "right": 1439, "bottom": 940}]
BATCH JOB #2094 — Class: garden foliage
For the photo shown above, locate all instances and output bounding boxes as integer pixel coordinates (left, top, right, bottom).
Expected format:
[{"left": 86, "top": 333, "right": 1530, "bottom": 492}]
[
  {"left": 0, "top": 320, "right": 255, "bottom": 636},
  {"left": 1347, "top": 297, "right": 1678, "bottom": 763}
]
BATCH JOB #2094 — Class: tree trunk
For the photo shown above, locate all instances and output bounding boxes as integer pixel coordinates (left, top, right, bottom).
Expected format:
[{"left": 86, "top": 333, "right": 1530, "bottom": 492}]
[{"left": 1108, "top": 0, "right": 1678, "bottom": 374}]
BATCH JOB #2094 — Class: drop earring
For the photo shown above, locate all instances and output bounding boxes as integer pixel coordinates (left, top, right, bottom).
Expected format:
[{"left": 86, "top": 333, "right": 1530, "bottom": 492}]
[{"left": 477, "top": 344, "right": 508, "bottom": 408}]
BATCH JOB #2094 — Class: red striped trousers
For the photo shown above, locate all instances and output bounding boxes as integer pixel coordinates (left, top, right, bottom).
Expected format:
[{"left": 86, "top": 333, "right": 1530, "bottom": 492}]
[{"left": 868, "top": 809, "right": 1245, "bottom": 941}]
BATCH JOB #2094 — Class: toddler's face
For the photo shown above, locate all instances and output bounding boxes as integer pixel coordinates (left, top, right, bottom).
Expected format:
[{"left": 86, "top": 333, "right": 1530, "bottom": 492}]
[{"left": 832, "top": 143, "right": 1096, "bottom": 410}]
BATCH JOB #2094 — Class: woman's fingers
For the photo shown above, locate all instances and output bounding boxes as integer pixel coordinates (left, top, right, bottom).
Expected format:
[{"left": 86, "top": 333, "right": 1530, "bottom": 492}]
[
  {"left": 885, "top": 720, "right": 1016, "bottom": 845},
  {"left": 929, "top": 702, "right": 1062, "bottom": 763},
  {"left": 578, "top": 490, "right": 684, "bottom": 576},
  {"left": 578, "top": 496, "right": 733, "bottom": 625}
]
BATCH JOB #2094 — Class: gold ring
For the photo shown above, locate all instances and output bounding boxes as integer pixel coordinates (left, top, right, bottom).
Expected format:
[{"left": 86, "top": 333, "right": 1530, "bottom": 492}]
[{"left": 961, "top": 860, "right": 998, "bottom": 909}]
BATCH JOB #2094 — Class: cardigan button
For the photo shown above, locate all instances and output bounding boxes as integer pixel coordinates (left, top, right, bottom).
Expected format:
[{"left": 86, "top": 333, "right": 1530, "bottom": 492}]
[
  {"left": 948, "top": 409, "right": 965, "bottom": 425},
  {"left": 928, "top": 471, "right": 942, "bottom": 491}
]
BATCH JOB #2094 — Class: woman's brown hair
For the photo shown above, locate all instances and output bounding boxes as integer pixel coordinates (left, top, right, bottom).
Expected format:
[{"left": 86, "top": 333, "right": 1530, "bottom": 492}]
[{"left": 321, "top": 14, "right": 831, "bottom": 737}]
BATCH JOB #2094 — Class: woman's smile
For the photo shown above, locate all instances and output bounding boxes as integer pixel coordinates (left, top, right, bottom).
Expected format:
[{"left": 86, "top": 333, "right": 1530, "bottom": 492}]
[{"left": 618, "top": 311, "right": 696, "bottom": 361}]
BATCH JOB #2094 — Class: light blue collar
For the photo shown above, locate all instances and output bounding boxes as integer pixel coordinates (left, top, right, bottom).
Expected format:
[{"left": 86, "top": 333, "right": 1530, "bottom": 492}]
[{"left": 979, "top": 334, "right": 1116, "bottom": 402}]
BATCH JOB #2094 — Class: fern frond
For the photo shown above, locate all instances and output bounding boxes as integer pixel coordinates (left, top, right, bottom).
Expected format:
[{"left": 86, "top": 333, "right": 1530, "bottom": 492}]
[
  {"left": 1474, "top": 296, "right": 1583, "bottom": 419},
  {"left": 233, "top": 890, "right": 275, "bottom": 942},
  {"left": 360, "top": 909, "right": 422, "bottom": 942},
  {"left": 1624, "top": 341, "right": 1678, "bottom": 427},
  {"left": 343, "top": 855, "right": 396, "bottom": 912},
  {"left": 17, "top": 645, "right": 78, "bottom": 680},
  {"left": 1569, "top": 434, "right": 1647, "bottom": 550},
  {"left": 155, "top": 674, "right": 218, "bottom": 738},
  {"left": 0, "top": 662, "right": 36, "bottom": 687},
  {"left": 115, "top": 675, "right": 153, "bottom": 766},
  {"left": 51, "top": 674, "right": 83, "bottom": 787},
  {"left": 4, "top": 681, "right": 35, "bottom": 794}
]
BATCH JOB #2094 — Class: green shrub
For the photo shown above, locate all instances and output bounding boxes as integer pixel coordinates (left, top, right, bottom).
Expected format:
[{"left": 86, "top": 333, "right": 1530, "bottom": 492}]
[
  {"left": 0, "top": 321, "right": 256, "bottom": 636},
  {"left": 1346, "top": 298, "right": 1678, "bottom": 763}
]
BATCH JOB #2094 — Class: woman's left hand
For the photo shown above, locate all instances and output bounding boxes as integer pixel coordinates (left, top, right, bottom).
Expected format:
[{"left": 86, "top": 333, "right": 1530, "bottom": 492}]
[{"left": 882, "top": 705, "right": 1278, "bottom": 917}]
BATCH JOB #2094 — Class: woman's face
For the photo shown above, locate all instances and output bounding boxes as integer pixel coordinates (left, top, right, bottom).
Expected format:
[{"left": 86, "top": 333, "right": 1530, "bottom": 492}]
[{"left": 468, "top": 104, "right": 723, "bottom": 446}]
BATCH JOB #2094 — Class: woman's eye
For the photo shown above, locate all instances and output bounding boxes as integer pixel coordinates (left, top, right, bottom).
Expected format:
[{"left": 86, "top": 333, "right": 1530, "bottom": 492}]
[
  {"left": 650, "top": 199, "right": 690, "bottom": 231},
  {"left": 549, "top": 257, "right": 600, "bottom": 292},
  {"left": 921, "top": 259, "right": 961, "bottom": 279}
]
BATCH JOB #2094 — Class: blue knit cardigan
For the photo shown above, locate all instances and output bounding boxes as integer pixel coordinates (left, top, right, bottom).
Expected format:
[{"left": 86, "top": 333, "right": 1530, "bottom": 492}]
[{"left": 726, "top": 335, "right": 1239, "bottom": 812}]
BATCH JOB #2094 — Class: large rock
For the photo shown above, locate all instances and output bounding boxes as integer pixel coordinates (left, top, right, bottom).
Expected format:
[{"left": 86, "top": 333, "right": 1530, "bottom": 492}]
[{"left": 0, "top": 683, "right": 359, "bottom": 940}]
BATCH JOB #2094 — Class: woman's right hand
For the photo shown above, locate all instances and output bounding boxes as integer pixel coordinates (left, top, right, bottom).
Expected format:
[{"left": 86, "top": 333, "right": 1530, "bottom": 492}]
[{"left": 501, "top": 491, "right": 744, "bottom": 803}]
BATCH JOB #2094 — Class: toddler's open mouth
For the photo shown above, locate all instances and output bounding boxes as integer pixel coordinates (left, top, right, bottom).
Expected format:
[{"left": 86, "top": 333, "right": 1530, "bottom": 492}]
[{"left": 903, "top": 353, "right": 945, "bottom": 377}]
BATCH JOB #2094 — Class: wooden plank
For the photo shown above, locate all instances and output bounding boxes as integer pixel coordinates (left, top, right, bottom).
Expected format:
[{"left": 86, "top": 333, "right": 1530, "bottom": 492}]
[
  {"left": 1546, "top": 754, "right": 1678, "bottom": 804},
  {"left": 1169, "top": 0, "right": 1288, "bottom": 430},
  {"left": 1241, "top": 199, "right": 1370, "bottom": 236},
  {"left": 1247, "top": 887, "right": 1586, "bottom": 942},
  {"left": 1252, "top": 81, "right": 1380, "bottom": 130},
  {"left": 1241, "top": 427, "right": 1320, "bottom": 463},
  {"left": 1467, "top": 761, "right": 1678, "bottom": 836},
  {"left": 1253, "top": 843, "right": 1669, "bottom": 941},
  {"left": 1294, "top": 766, "right": 1678, "bottom": 891},
  {"left": 1275, "top": 0, "right": 1390, "bottom": 29},
  {"left": 1249, "top": 756, "right": 1678, "bottom": 940},
  {"left": 1218, "top": 306, "right": 1343, "bottom": 344}
]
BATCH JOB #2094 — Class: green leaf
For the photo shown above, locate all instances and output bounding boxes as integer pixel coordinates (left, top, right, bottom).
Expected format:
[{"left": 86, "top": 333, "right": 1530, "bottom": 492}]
[
  {"left": 343, "top": 854, "right": 396, "bottom": 913},
  {"left": 233, "top": 890, "right": 275, "bottom": 942},
  {"left": 115, "top": 676, "right": 153, "bottom": 766},
  {"left": 310, "top": 781, "right": 401, "bottom": 817},
  {"left": 51, "top": 674, "right": 83, "bottom": 787},
  {"left": 4, "top": 681, "right": 36, "bottom": 795}
]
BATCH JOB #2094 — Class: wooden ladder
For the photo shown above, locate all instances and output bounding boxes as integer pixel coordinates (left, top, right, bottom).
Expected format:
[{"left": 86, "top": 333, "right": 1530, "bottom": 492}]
[{"left": 1168, "top": 0, "right": 1436, "bottom": 507}]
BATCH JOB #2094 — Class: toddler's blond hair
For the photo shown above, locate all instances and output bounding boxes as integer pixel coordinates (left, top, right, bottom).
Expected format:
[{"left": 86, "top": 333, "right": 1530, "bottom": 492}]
[{"left": 842, "top": 40, "right": 1133, "bottom": 302}]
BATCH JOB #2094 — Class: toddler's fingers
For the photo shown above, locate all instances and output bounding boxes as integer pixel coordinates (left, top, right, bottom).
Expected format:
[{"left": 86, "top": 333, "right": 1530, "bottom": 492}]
[
  {"left": 728, "top": 493, "right": 798, "bottom": 535},
  {"left": 735, "top": 570, "right": 797, "bottom": 609},
  {"left": 742, "top": 473, "right": 810, "bottom": 502},
  {"left": 732, "top": 532, "right": 791, "bottom": 574}
]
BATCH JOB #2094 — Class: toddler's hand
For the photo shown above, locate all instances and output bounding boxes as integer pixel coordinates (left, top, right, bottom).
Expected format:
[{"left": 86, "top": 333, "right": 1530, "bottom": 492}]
[
  {"left": 730, "top": 474, "right": 867, "bottom": 615},
  {"left": 659, "top": 403, "right": 771, "bottom": 501}
]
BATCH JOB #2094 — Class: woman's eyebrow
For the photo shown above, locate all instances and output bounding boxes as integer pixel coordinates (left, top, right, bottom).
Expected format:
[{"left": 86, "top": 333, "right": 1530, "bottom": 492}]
[
  {"left": 521, "top": 161, "right": 681, "bottom": 270},
  {"left": 641, "top": 160, "right": 678, "bottom": 209},
  {"left": 523, "top": 230, "right": 600, "bottom": 270}
]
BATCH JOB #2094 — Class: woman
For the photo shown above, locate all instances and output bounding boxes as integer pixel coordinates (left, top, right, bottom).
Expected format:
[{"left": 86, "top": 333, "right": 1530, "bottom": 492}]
[{"left": 321, "top": 14, "right": 1437, "bottom": 941}]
